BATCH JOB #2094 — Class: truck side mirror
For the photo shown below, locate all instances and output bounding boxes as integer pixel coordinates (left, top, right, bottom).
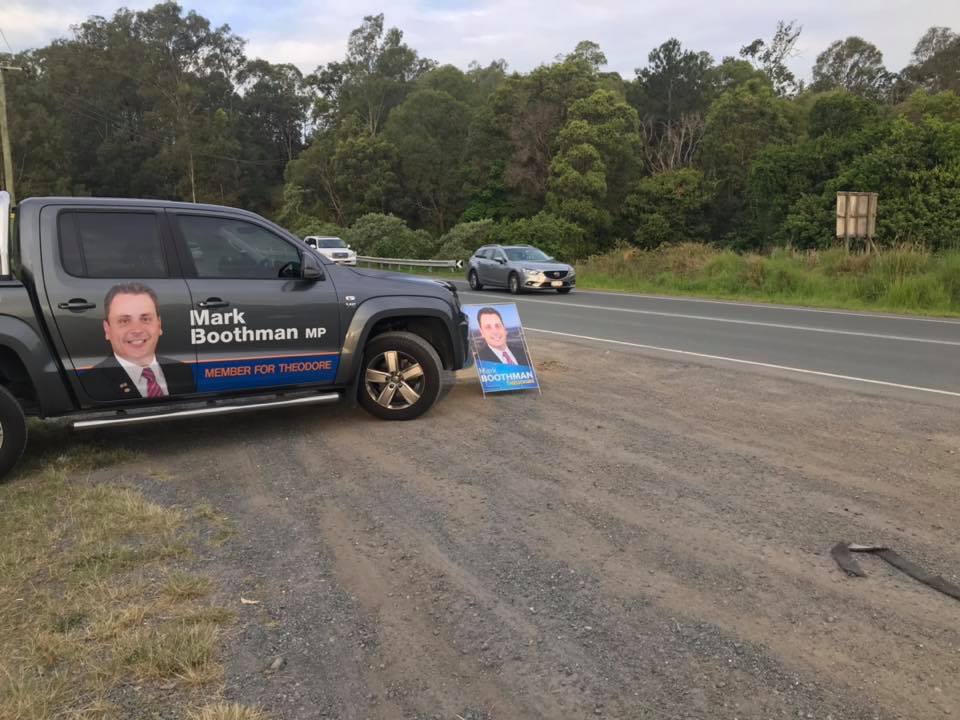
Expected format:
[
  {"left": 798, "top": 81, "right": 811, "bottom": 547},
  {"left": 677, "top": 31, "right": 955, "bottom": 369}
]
[{"left": 301, "top": 252, "right": 325, "bottom": 281}]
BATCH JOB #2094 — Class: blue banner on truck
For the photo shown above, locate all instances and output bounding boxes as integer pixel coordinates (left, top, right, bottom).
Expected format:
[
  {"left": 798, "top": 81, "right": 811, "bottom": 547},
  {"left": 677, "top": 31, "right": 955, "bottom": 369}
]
[{"left": 193, "top": 354, "right": 339, "bottom": 392}]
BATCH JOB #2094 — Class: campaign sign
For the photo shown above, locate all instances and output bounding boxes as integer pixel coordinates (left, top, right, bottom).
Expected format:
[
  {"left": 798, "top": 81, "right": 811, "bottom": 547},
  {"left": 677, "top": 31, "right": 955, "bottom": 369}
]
[{"left": 462, "top": 303, "right": 539, "bottom": 394}]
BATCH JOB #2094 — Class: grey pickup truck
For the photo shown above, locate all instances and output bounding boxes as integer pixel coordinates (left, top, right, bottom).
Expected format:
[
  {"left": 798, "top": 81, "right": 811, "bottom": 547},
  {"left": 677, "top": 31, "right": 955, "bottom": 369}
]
[{"left": 0, "top": 192, "right": 471, "bottom": 479}]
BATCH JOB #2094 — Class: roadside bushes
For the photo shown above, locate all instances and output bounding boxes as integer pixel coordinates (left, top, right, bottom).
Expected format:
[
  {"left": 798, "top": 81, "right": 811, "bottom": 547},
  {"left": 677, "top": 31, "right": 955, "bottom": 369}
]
[
  {"left": 435, "top": 220, "right": 496, "bottom": 262},
  {"left": 577, "top": 244, "right": 960, "bottom": 315},
  {"left": 290, "top": 217, "right": 344, "bottom": 240},
  {"left": 343, "top": 213, "right": 437, "bottom": 258}
]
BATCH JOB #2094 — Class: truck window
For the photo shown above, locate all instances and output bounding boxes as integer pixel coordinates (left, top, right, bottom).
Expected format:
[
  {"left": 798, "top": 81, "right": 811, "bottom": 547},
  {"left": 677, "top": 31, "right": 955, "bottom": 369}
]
[
  {"left": 58, "top": 212, "right": 168, "bottom": 278},
  {"left": 175, "top": 215, "right": 301, "bottom": 279}
]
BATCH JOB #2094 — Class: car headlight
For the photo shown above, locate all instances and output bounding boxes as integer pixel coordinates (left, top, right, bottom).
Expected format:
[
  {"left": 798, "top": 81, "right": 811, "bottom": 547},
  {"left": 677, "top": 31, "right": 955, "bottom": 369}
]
[{"left": 521, "top": 268, "right": 540, "bottom": 276}]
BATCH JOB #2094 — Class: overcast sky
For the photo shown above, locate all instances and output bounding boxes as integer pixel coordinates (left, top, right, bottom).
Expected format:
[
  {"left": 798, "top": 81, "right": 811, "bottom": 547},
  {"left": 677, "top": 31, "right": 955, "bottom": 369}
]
[{"left": 3, "top": 0, "right": 959, "bottom": 80}]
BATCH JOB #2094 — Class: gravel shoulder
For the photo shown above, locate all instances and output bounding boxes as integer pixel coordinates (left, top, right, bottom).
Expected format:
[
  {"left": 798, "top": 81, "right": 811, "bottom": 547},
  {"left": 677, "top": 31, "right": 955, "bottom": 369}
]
[{"left": 99, "top": 335, "right": 960, "bottom": 719}]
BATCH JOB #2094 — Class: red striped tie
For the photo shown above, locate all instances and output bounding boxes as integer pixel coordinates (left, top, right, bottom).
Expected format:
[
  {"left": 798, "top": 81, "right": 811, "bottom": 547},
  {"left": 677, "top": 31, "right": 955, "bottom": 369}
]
[{"left": 141, "top": 367, "right": 165, "bottom": 398}]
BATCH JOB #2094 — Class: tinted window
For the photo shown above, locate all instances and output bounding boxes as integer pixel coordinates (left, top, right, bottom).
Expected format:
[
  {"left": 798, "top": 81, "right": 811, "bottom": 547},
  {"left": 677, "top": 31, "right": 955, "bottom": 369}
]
[
  {"left": 315, "top": 238, "right": 346, "bottom": 249},
  {"left": 58, "top": 212, "right": 167, "bottom": 278},
  {"left": 177, "top": 215, "right": 301, "bottom": 279},
  {"left": 505, "top": 247, "right": 551, "bottom": 262}
]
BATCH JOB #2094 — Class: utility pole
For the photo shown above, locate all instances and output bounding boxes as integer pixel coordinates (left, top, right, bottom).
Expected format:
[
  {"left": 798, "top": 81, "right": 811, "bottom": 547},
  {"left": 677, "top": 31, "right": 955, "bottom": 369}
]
[{"left": 0, "top": 65, "right": 23, "bottom": 207}]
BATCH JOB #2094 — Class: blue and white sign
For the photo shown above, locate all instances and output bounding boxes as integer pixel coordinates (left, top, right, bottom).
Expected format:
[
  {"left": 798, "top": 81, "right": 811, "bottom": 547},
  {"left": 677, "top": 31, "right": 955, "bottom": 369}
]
[{"left": 462, "top": 303, "right": 540, "bottom": 394}]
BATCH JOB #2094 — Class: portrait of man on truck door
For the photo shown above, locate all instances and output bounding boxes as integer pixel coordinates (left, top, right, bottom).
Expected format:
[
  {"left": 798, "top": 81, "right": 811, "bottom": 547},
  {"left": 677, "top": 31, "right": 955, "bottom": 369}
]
[{"left": 83, "top": 283, "right": 196, "bottom": 400}]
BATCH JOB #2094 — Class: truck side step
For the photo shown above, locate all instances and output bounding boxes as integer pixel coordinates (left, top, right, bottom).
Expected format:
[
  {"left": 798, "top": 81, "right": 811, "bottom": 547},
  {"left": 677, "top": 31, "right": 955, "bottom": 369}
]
[{"left": 71, "top": 392, "right": 341, "bottom": 430}]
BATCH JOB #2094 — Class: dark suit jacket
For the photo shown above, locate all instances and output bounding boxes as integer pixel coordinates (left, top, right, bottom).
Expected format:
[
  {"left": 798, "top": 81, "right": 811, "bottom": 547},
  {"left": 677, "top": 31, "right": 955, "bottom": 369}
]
[
  {"left": 81, "top": 355, "right": 196, "bottom": 401},
  {"left": 476, "top": 340, "right": 531, "bottom": 367}
]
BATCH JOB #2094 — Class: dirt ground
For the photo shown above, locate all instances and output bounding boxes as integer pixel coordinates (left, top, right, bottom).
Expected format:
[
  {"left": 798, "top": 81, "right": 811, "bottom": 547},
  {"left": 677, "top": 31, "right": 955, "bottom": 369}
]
[{"left": 91, "top": 334, "right": 960, "bottom": 719}]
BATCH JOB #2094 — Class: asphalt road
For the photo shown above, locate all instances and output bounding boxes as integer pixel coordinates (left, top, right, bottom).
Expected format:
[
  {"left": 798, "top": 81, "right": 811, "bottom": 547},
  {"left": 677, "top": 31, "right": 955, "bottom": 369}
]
[{"left": 453, "top": 282, "right": 960, "bottom": 398}]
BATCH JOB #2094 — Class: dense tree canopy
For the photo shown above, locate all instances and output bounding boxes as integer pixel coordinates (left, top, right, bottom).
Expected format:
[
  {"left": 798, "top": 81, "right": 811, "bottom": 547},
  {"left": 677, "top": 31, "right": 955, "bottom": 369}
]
[{"left": 2, "top": 5, "right": 960, "bottom": 258}]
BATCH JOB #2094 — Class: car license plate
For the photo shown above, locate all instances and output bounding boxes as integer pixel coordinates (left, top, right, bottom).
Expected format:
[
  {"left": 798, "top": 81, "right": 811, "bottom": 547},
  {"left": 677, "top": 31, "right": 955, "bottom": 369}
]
[{"left": 551, "top": 280, "right": 563, "bottom": 287}]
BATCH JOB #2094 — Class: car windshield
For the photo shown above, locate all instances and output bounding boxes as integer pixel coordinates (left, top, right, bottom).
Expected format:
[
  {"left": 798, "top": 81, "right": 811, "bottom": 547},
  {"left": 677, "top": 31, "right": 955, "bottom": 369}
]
[
  {"left": 313, "top": 238, "right": 346, "bottom": 249},
  {"left": 504, "top": 247, "right": 551, "bottom": 262}
]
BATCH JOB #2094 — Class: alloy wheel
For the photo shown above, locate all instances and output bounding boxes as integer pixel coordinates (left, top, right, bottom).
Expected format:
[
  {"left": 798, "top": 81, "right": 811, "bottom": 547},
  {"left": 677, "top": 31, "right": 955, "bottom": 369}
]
[{"left": 364, "top": 350, "right": 425, "bottom": 410}]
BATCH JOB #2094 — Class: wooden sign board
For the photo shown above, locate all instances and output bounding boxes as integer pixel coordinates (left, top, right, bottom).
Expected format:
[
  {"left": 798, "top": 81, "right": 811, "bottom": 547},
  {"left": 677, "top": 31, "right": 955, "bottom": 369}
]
[{"left": 836, "top": 192, "right": 877, "bottom": 240}]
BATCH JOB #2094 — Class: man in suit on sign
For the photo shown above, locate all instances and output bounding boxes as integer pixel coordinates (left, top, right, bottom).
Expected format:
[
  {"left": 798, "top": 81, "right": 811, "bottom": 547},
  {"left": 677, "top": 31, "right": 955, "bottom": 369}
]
[
  {"left": 474, "top": 306, "right": 531, "bottom": 367},
  {"left": 84, "top": 282, "right": 196, "bottom": 400}
]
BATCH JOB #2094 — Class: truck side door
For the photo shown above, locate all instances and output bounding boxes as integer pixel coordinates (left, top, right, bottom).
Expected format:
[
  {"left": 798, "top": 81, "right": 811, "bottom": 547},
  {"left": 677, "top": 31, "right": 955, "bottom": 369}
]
[
  {"left": 169, "top": 211, "right": 342, "bottom": 393},
  {"left": 40, "top": 207, "right": 197, "bottom": 405}
]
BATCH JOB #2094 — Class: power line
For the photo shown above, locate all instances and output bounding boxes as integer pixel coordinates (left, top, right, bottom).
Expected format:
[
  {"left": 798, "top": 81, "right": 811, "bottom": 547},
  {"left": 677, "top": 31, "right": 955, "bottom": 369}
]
[{"left": 0, "top": 28, "right": 12, "bottom": 55}]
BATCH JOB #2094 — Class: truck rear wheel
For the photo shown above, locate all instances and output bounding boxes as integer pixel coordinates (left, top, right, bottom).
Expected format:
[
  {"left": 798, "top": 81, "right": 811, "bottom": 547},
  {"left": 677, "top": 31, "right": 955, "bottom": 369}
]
[
  {"left": 359, "top": 331, "right": 442, "bottom": 421},
  {"left": 0, "top": 385, "right": 27, "bottom": 481}
]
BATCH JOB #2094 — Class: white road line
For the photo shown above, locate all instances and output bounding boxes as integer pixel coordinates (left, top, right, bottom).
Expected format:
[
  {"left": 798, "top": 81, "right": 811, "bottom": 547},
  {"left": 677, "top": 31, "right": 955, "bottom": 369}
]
[
  {"left": 525, "top": 327, "right": 960, "bottom": 399},
  {"left": 452, "top": 281, "right": 960, "bottom": 324},
  {"left": 458, "top": 291, "right": 960, "bottom": 346}
]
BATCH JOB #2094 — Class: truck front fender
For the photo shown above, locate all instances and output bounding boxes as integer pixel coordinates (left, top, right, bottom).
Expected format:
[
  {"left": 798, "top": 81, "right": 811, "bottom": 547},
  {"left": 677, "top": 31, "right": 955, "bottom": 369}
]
[{"left": 335, "top": 296, "right": 461, "bottom": 387}]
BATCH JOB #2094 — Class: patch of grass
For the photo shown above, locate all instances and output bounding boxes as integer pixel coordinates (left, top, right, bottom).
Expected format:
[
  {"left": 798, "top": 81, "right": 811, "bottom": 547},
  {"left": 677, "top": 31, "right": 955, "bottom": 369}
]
[
  {"left": 0, "top": 428, "right": 237, "bottom": 719},
  {"left": 163, "top": 571, "right": 212, "bottom": 600},
  {"left": 126, "top": 621, "right": 222, "bottom": 684},
  {"left": 188, "top": 703, "right": 270, "bottom": 720},
  {"left": 576, "top": 245, "right": 960, "bottom": 316}
]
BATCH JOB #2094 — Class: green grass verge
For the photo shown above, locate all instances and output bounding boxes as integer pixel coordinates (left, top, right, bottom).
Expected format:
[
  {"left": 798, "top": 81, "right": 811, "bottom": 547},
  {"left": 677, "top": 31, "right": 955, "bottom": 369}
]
[
  {"left": 0, "top": 422, "right": 264, "bottom": 719},
  {"left": 577, "top": 244, "right": 960, "bottom": 317}
]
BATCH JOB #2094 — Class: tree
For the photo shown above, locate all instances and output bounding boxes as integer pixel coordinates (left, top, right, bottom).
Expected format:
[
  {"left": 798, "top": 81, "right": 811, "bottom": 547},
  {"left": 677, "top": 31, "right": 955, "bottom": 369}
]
[
  {"left": 900, "top": 27, "right": 960, "bottom": 95},
  {"left": 568, "top": 41, "right": 608, "bottom": 72},
  {"left": 491, "top": 54, "right": 598, "bottom": 210},
  {"left": 629, "top": 40, "right": 716, "bottom": 176},
  {"left": 308, "top": 14, "right": 435, "bottom": 135},
  {"left": 282, "top": 118, "right": 399, "bottom": 226},
  {"left": 912, "top": 27, "right": 957, "bottom": 64},
  {"left": 811, "top": 37, "right": 892, "bottom": 99},
  {"left": 545, "top": 89, "right": 641, "bottom": 242},
  {"left": 629, "top": 39, "right": 715, "bottom": 125},
  {"left": 740, "top": 20, "right": 803, "bottom": 95},
  {"left": 624, "top": 168, "right": 713, "bottom": 248},
  {"left": 384, "top": 89, "right": 472, "bottom": 234},
  {"left": 2, "top": 51, "right": 79, "bottom": 197},
  {"left": 700, "top": 79, "right": 796, "bottom": 243}
]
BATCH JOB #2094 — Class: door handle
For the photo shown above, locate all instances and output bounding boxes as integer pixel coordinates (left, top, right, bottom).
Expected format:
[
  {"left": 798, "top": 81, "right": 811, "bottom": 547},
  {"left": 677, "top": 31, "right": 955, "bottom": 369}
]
[
  {"left": 58, "top": 299, "right": 96, "bottom": 311},
  {"left": 197, "top": 298, "right": 229, "bottom": 309}
]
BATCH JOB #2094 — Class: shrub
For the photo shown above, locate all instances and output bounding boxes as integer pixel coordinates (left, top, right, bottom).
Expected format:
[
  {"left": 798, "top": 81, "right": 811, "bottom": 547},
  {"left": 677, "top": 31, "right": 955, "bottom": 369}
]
[
  {"left": 343, "top": 214, "right": 437, "bottom": 258},
  {"left": 435, "top": 220, "right": 496, "bottom": 261},
  {"left": 499, "top": 212, "right": 586, "bottom": 261},
  {"left": 291, "top": 217, "right": 344, "bottom": 240}
]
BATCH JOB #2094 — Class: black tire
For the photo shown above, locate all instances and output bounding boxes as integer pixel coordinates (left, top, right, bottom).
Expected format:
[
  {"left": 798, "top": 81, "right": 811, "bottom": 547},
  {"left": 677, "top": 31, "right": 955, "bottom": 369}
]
[
  {"left": 468, "top": 269, "right": 483, "bottom": 291},
  {"left": 556, "top": 287, "right": 572, "bottom": 294},
  {"left": 358, "top": 331, "right": 443, "bottom": 421},
  {"left": 0, "top": 385, "right": 27, "bottom": 482},
  {"left": 508, "top": 272, "right": 522, "bottom": 294}
]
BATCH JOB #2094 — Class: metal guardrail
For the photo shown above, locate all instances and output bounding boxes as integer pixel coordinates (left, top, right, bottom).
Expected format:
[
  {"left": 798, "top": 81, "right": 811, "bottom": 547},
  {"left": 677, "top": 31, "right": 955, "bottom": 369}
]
[{"left": 357, "top": 255, "right": 464, "bottom": 271}]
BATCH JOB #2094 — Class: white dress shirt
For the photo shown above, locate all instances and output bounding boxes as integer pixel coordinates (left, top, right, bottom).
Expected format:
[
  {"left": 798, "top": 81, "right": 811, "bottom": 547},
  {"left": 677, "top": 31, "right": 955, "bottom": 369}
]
[{"left": 114, "top": 354, "right": 169, "bottom": 397}]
